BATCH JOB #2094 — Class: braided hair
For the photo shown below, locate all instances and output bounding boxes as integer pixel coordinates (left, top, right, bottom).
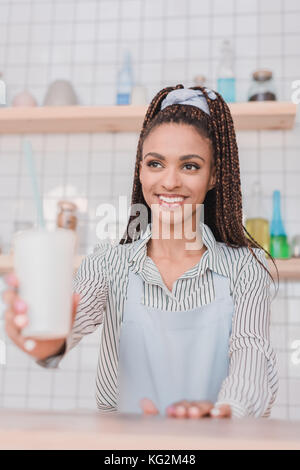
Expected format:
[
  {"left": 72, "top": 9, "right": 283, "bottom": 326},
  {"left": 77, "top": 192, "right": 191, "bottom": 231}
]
[{"left": 119, "top": 83, "right": 279, "bottom": 291}]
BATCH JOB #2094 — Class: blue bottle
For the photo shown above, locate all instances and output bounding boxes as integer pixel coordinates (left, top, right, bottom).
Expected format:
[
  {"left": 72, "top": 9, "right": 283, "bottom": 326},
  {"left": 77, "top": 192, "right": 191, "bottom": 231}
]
[
  {"left": 270, "top": 190, "right": 290, "bottom": 259},
  {"left": 116, "top": 51, "right": 133, "bottom": 105},
  {"left": 217, "top": 39, "right": 236, "bottom": 103}
]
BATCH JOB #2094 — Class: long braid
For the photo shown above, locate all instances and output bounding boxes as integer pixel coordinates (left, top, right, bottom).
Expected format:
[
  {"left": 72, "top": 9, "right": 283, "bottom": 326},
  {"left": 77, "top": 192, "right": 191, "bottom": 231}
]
[{"left": 119, "top": 84, "right": 279, "bottom": 295}]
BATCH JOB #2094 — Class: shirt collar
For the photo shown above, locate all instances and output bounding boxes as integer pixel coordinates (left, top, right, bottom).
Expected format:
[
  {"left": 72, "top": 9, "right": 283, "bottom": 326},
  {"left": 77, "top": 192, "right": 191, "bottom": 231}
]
[{"left": 128, "top": 222, "right": 228, "bottom": 278}]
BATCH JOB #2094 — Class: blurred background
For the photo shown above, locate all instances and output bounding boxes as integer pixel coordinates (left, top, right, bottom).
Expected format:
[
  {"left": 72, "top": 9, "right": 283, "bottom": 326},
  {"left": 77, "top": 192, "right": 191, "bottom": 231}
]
[{"left": 0, "top": 0, "right": 299, "bottom": 420}]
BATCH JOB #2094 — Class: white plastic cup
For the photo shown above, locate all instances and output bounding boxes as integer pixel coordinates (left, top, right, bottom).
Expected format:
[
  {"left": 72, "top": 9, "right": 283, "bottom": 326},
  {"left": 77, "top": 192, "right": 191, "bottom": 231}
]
[{"left": 12, "top": 228, "right": 76, "bottom": 340}]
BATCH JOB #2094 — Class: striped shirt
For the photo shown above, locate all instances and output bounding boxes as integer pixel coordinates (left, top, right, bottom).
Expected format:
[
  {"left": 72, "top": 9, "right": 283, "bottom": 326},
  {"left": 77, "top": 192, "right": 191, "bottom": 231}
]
[{"left": 38, "top": 221, "right": 279, "bottom": 418}]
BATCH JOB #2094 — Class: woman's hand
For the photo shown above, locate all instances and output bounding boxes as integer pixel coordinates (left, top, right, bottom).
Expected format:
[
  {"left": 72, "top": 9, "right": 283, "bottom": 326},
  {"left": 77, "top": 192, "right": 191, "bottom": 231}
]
[
  {"left": 2, "top": 271, "right": 80, "bottom": 361},
  {"left": 140, "top": 398, "right": 232, "bottom": 418}
]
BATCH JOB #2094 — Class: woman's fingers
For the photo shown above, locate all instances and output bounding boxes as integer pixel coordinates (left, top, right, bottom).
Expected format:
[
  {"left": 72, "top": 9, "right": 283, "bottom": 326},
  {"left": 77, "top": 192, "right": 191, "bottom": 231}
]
[
  {"left": 5, "top": 294, "right": 60, "bottom": 358},
  {"left": 11, "top": 297, "right": 28, "bottom": 330},
  {"left": 166, "top": 400, "right": 214, "bottom": 418},
  {"left": 166, "top": 400, "right": 189, "bottom": 418},
  {"left": 4, "top": 310, "right": 28, "bottom": 351},
  {"left": 2, "top": 289, "right": 16, "bottom": 306},
  {"left": 189, "top": 401, "right": 214, "bottom": 418},
  {"left": 3, "top": 274, "right": 69, "bottom": 361},
  {"left": 4, "top": 308, "right": 64, "bottom": 359},
  {"left": 4, "top": 297, "right": 28, "bottom": 334},
  {"left": 2, "top": 280, "right": 19, "bottom": 310},
  {"left": 2, "top": 271, "right": 29, "bottom": 332},
  {"left": 210, "top": 404, "right": 232, "bottom": 418},
  {"left": 139, "top": 398, "right": 159, "bottom": 415},
  {"left": 4, "top": 272, "right": 19, "bottom": 289}
]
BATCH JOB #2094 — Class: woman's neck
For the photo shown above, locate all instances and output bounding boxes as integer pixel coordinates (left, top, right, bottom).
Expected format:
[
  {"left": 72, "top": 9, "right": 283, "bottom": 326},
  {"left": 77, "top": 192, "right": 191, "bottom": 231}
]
[{"left": 148, "top": 218, "right": 206, "bottom": 260}]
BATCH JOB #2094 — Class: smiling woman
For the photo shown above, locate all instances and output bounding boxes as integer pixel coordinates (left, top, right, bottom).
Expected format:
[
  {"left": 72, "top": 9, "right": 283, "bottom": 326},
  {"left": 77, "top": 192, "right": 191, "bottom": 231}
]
[
  {"left": 117, "top": 84, "right": 280, "bottom": 418},
  {"left": 9, "top": 84, "right": 280, "bottom": 420}
]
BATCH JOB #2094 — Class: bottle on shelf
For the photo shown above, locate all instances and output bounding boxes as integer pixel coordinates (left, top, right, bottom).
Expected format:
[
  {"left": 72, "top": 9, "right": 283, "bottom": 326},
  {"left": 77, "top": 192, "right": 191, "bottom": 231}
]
[
  {"left": 116, "top": 50, "right": 134, "bottom": 105},
  {"left": 56, "top": 200, "right": 78, "bottom": 232},
  {"left": 270, "top": 190, "right": 290, "bottom": 259},
  {"left": 193, "top": 75, "right": 206, "bottom": 87},
  {"left": 56, "top": 200, "right": 79, "bottom": 254},
  {"left": 245, "top": 181, "right": 270, "bottom": 254},
  {"left": 216, "top": 39, "right": 236, "bottom": 103},
  {"left": 248, "top": 69, "right": 277, "bottom": 102}
]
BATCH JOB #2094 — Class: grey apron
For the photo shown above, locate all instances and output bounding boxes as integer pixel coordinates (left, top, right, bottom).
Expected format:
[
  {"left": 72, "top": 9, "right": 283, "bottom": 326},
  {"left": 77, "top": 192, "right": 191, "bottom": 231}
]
[{"left": 116, "top": 263, "right": 234, "bottom": 416}]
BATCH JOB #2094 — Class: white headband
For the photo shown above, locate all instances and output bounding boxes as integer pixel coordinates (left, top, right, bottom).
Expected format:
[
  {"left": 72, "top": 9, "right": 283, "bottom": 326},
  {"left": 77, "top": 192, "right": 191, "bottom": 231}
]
[{"left": 160, "top": 87, "right": 217, "bottom": 116}]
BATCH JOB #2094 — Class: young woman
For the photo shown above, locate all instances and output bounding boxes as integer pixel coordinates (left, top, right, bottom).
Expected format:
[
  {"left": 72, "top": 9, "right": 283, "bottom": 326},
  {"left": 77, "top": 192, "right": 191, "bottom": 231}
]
[{"left": 3, "top": 84, "right": 279, "bottom": 420}]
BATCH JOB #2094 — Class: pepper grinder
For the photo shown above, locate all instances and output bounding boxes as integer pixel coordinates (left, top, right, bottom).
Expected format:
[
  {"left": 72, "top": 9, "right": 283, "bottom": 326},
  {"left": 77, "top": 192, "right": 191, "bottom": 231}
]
[
  {"left": 56, "top": 200, "right": 78, "bottom": 253},
  {"left": 56, "top": 201, "right": 78, "bottom": 231}
]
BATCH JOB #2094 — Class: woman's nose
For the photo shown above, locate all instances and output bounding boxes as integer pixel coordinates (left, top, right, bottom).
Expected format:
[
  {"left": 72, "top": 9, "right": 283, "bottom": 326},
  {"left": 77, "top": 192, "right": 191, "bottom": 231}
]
[{"left": 161, "top": 168, "right": 181, "bottom": 188}]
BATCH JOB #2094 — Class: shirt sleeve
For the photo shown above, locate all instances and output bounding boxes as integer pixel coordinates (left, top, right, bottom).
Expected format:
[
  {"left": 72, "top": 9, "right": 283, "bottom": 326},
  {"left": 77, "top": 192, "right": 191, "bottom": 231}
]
[
  {"left": 214, "top": 248, "right": 279, "bottom": 418},
  {"left": 36, "top": 241, "right": 109, "bottom": 369}
]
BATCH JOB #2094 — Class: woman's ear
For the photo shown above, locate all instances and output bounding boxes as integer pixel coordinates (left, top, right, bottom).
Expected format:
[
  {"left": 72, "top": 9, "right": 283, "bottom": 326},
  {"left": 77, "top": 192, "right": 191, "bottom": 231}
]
[{"left": 208, "top": 165, "right": 216, "bottom": 191}]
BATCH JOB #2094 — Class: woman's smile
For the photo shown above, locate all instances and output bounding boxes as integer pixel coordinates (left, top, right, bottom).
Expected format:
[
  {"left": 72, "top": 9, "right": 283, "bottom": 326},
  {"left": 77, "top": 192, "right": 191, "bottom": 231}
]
[{"left": 155, "top": 194, "right": 189, "bottom": 209}]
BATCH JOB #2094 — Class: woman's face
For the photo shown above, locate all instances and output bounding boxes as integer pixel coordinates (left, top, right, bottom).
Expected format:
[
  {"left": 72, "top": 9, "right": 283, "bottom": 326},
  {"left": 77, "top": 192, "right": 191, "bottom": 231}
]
[{"left": 139, "top": 123, "right": 216, "bottom": 228}]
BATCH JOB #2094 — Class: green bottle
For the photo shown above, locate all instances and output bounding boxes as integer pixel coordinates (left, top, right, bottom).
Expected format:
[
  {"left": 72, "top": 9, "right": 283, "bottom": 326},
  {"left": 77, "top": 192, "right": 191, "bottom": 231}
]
[{"left": 270, "top": 190, "right": 290, "bottom": 259}]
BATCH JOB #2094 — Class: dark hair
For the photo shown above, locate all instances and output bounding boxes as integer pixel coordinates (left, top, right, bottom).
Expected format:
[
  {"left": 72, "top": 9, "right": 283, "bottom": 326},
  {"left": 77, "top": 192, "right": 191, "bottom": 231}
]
[{"left": 119, "top": 84, "right": 279, "bottom": 295}]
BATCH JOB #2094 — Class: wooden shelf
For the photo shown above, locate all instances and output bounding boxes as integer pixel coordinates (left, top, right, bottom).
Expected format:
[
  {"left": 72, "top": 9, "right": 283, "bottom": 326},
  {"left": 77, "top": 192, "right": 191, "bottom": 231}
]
[
  {"left": 1, "top": 254, "right": 300, "bottom": 280},
  {"left": 0, "top": 102, "right": 296, "bottom": 134},
  {"left": 0, "top": 106, "right": 146, "bottom": 134},
  {"left": 230, "top": 101, "right": 297, "bottom": 130},
  {"left": 267, "top": 257, "right": 300, "bottom": 281}
]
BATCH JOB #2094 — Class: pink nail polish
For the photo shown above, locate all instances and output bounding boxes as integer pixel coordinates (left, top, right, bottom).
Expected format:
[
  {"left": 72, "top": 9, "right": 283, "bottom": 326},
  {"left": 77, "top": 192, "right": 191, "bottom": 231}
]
[
  {"left": 5, "top": 273, "right": 16, "bottom": 285},
  {"left": 188, "top": 406, "right": 199, "bottom": 416},
  {"left": 175, "top": 405, "right": 186, "bottom": 416},
  {"left": 210, "top": 408, "right": 221, "bottom": 417},
  {"left": 14, "top": 299, "right": 26, "bottom": 312},
  {"left": 167, "top": 406, "right": 175, "bottom": 414}
]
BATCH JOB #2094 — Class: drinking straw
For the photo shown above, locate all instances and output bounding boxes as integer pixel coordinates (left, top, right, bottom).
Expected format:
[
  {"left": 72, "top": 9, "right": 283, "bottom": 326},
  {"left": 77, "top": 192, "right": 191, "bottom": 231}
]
[{"left": 23, "top": 139, "right": 45, "bottom": 229}]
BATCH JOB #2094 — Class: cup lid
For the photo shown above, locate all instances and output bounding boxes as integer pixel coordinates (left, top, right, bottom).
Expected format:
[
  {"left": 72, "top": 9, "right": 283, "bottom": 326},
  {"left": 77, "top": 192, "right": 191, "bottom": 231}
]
[
  {"left": 252, "top": 69, "right": 273, "bottom": 81},
  {"left": 57, "top": 200, "right": 77, "bottom": 211}
]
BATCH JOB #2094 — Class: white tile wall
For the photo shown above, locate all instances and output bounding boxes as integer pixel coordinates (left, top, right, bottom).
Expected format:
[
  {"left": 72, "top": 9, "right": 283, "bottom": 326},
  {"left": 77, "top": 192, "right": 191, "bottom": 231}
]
[{"left": 0, "top": 0, "right": 299, "bottom": 419}]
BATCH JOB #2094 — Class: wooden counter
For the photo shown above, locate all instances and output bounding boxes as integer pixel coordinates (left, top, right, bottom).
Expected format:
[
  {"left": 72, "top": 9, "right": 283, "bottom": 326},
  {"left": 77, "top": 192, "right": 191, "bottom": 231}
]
[{"left": 0, "top": 409, "right": 299, "bottom": 450}]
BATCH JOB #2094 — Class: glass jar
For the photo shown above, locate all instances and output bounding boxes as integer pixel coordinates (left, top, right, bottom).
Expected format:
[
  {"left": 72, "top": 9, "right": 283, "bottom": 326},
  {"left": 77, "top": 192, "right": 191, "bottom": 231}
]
[
  {"left": 248, "top": 69, "right": 277, "bottom": 101},
  {"left": 56, "top": 201, "right": 78, "bottom": 231},
  {"left": 291, "top": 235, "right": 300, "bottom": 258},
  {"left": 194, "top": 75, "right": 206, "bottom": 87}
]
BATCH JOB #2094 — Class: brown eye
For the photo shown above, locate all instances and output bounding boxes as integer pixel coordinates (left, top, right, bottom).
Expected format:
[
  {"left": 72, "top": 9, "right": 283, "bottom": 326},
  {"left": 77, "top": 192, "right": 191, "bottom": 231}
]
[
  {"left": 146, "top": 161, "right": 200, "bottom": 170},
  {"left": 147, "top": 161, "right": 162, "bottom": 168},
  {"left": 184, "top": 163, "right": 200, "bottom": 170}
]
